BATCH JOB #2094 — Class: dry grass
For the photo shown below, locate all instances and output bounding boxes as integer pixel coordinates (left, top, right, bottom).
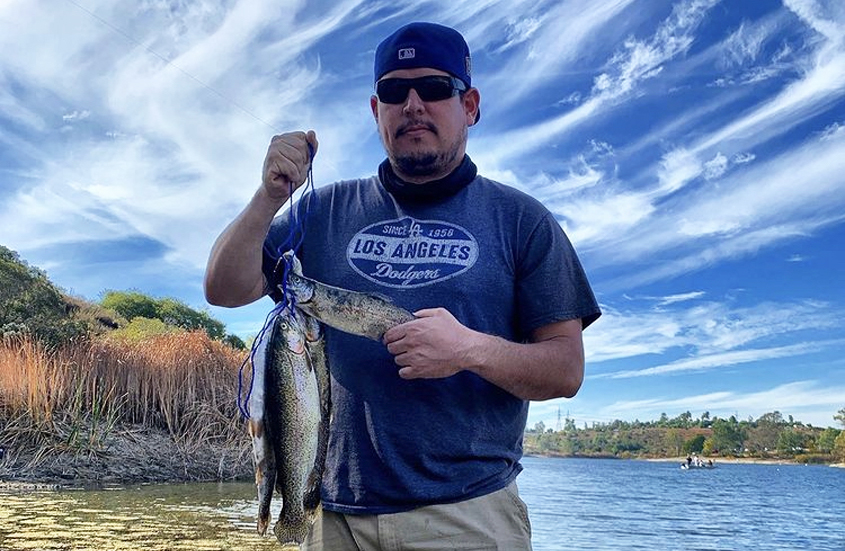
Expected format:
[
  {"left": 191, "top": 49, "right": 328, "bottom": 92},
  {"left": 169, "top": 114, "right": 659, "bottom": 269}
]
[{"left": 0, "top": 332, "right": 249, "bottom": 469}]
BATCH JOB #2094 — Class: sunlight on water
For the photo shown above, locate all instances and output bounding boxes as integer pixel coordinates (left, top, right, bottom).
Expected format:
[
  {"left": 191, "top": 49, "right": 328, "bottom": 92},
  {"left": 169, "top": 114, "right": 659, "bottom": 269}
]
[
  {"left": 1, "top": 459, "right": 844, "bottom": 550},
  {"left": 0, "top": 483, "right": 279, "bottom": 551},
  {"left": 518, "top": 457, "right": 845, "bottom": 551}
]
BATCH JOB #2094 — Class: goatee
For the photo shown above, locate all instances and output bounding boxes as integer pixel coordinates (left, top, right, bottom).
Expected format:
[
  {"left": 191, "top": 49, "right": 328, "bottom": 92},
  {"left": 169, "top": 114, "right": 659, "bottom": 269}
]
[{"left": 393, "top": 152, "right": 442, "bottom": 177}]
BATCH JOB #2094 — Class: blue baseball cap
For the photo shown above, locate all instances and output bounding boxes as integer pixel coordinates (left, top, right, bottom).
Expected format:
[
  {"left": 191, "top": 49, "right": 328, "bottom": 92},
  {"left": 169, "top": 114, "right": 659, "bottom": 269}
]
[
  {"left": 374, "top": 22, "right": 478, "bottom": 122},
  {"left": 374, "top": 22, "right": 472, "bottom": 86}
]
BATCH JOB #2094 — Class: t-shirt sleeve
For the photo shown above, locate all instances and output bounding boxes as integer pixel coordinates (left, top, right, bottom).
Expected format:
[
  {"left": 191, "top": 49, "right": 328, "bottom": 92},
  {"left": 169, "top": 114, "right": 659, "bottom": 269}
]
[{"left": 515, "top": 212, "right": 601, "bottom": 337}]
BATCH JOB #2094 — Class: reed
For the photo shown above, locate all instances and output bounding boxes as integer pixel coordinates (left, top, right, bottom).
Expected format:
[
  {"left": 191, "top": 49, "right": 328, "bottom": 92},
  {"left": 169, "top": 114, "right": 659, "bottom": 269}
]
[{"left": 0, "top": 332, "right": 248, "bottom": 458}]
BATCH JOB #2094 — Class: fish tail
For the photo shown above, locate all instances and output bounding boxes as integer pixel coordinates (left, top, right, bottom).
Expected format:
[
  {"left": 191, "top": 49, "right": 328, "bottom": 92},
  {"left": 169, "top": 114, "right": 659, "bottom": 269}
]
[
  {"left": 257, "top": 514, "right": 270, "bottom": 537},
  {"left": 255, "top": 464, "right": 275, "bottom": 535},
  {"left": 273, "top": 511, "right": 312, "bottom": 546}
]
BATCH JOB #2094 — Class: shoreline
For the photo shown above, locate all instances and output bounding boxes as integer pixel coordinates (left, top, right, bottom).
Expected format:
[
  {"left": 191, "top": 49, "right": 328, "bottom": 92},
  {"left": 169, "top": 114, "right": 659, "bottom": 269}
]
[
  {"left": 527, "top": 453, "right": 845, "bottom": 467},
  {"left": 4, "top": 447, "right": 843, "bottom": 493},
  {"left": 0, "top": 423, "right": 253, "bottom": 492}
]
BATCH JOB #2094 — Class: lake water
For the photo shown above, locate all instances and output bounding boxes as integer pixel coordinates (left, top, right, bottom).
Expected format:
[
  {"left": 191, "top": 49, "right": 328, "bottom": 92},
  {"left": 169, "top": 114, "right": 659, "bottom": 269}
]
[{"left": 1, "top": 456, "right": 843, "bottom": 550}]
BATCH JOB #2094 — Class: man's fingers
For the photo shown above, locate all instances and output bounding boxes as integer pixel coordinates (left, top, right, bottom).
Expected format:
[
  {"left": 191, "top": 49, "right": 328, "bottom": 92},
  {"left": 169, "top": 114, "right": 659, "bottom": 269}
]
[{"left": 265, "top": 131, "right": 317, "bottom": 186}]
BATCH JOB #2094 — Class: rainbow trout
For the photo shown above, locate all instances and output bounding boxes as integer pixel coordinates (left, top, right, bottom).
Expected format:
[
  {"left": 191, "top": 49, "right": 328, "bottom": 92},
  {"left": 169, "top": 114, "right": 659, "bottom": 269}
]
[
  {"left": 283, "top": 253, "right": 415, "bottom": 340},
  {"left": 248, "top": 252, "right": 412, "bottom": 547},
  {"left": 248, "top": 308, "right": 329, "bottom": 547}
]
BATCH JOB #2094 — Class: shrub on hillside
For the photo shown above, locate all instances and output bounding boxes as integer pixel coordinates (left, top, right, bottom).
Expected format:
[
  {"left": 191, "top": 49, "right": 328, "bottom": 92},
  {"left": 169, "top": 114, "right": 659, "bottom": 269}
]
[{"left": 0, "top": 246, "right": 88, "bottom": 347}]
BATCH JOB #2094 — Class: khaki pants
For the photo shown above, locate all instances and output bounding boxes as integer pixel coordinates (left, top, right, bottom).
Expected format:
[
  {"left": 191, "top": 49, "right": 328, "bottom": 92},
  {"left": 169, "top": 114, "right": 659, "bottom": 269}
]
[{"left": 302, "top": 482, "right": 532, "bottom": 551}]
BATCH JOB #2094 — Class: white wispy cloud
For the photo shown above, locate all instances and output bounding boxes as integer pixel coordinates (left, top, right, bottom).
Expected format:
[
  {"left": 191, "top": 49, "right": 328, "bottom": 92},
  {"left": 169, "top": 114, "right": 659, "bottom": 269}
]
[
  {"left": 721, "top": 21, "right": 770, "bottom": 68},
  {"left": 702, "top": 152, "right": 728, "bottom": 179},
  {"left": 596, "top": 342, "right": 833, "bottom": 379},
  {"left": 733, "top": 152, "right": 756, "bottom": 164},
  {"left": 657, "top": 148, "right": 701, "bottom": 194},
  {"left": 62, "top": 110, "right": 91, "bottom": 122},
  {"left": 495, "top": 16, "right": 542, "bottom": 53},
  {"left": 476, "top": 0, "right": 721, "bottom": 168},
  {"left": 587, "top": 123, "right": 845, "bottom": 287},
  {"left": 653, "top": 291, "right": 706, "bottom": 306},
  {"left": 485, "top": 0, "right": 637, "bottom": 106},
  {"left": 584, "top": 299, "right": 841, "bottom": 365},
  {"left": 596, "top": 380, "right": 845, "bottom": 427},
  {"left": 0, "top": 0, "right": 380, "bottom": 273}
]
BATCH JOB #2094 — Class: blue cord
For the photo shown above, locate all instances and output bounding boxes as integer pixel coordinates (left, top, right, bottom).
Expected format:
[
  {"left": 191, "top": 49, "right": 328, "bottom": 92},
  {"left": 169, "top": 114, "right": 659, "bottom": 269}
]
[{"left": 237, "top": 143, "right": 317, "bottom": 419}]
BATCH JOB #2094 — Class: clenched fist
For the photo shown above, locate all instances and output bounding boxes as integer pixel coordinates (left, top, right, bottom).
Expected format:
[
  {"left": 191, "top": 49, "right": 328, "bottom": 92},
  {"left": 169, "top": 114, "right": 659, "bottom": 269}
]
[{"left": 262, "top": 130, "right": 319, "bottom": 205}]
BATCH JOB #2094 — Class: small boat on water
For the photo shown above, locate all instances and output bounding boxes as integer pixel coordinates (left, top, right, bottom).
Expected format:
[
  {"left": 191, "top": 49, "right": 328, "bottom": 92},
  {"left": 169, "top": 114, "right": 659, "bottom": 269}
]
[
  {"left": 680, "top": 462, "right": 715, "bottom": 470},
  {"left": 681, "top": 456, "right": 715, "bottom": 470}
]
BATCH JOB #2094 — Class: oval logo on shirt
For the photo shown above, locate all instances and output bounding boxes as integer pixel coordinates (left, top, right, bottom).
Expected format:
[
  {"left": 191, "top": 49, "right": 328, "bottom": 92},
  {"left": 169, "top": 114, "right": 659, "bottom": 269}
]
[{"left": 347, "top": 217, "right": 479, "bottom": 288}]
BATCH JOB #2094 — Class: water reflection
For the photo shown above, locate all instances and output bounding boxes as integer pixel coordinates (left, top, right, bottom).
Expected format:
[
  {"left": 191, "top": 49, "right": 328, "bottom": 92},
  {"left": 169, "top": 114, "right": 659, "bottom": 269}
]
[
  {"left": 0, "top": 482, "right": 278, "bottom": 551},
  {"left": 3, "top": 459, "right": 844, "bottom": 551}
]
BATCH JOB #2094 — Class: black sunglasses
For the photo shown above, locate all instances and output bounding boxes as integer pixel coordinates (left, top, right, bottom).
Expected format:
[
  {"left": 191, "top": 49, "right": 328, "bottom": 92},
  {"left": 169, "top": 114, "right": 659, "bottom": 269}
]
[{"left": 376, "top": 75, "right": 467, "bottom": 104}]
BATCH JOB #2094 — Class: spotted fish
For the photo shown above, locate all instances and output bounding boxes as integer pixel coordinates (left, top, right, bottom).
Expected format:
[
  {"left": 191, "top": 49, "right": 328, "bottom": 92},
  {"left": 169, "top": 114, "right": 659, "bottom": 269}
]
[
  {"left": 248, "top": 309, "right": 327, "bottom": 547},
  {"left": 248, "top": 252, "right": 412, "bottom": 547},
  {"left": 283, "top": 253, "right": 415, "bottom": 340}
]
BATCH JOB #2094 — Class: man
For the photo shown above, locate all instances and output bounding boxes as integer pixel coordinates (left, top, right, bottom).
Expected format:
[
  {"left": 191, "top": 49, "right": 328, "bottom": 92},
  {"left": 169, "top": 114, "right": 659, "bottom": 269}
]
[{"left": 205, "top": 21, "right": 601, "bottom": 550}]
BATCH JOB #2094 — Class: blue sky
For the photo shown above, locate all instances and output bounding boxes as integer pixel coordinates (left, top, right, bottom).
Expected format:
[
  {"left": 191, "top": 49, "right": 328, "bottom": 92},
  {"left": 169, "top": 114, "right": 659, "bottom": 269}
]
[{"left": 2, "top": 0, "right": 844, "bottom": 429}]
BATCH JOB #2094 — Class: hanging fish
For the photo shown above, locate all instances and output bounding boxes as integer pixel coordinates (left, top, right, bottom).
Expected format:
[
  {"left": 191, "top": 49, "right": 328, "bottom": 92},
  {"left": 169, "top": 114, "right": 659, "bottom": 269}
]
[
  {"left": 249, "top": 309, "right": 326, "bottom": 546},
  {"left": 247, "top": 251, "right": 412, "bottom": 547},
  {"left": 283, "top": 252, "right": 414, "bottom": 340}
]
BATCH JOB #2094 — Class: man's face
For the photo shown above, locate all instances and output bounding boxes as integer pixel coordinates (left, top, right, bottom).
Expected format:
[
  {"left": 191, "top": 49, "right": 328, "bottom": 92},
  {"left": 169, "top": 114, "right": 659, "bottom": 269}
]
[{"left": 371, "top": 67, "right": 480, "bottom": 183}]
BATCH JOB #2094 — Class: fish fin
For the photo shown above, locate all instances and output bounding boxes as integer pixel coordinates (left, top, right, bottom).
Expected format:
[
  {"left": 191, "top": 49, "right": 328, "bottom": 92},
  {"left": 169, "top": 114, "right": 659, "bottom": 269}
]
[
  {"left": 302, "top": 467, "right": 322, "bottom": 510},
  {"left": 273, "top": 510, "right": 312, "bottom": 546},
  {"left": 255, "top": 461, "right": 276, "bottom": 535}
]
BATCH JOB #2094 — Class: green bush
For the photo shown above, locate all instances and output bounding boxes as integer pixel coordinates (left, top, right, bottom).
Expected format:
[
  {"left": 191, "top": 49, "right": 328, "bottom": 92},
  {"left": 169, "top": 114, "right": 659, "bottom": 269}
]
[
  {"left": 107, "top": 317, "right": 178, "bottom": 342},
  {"left": 101, "top": 291, "right": 225, "bottom": 339},
  {"left": 0, "top": 245, "right": 88, "bottom": 347}
]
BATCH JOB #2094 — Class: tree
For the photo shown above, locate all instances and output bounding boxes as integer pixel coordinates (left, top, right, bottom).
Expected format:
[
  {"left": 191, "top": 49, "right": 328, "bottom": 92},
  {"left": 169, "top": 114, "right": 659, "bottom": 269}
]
[
  {"left": 101, "top": 291, "right": 225, "bottom": 339},
  {"left": 710, "top": 418, "right": 744, "bottom": 455},
  {"left": 747, "top": 411, "right": 784, "bottom": 453},
  {"left": 0, "top": 245, "right": 87, "bottom": 347},
  {"left": 157, "top": 297, "right": 225, "bottom": 339},
  {"left": 758, "top": 411, "right": 785, "bottom": 424},
  {"left": 816, "top": 428, "right": 840, "bottom": 453},
  {"left": 673, "top": 411, "right": 693, "bottom": 428},
  {"left": 222, "top": 333, "right": 247, "bottom": 350},
  {"left": 834, "top": 431, "right": 845, "bottom": 461},
  {"left": 108, "top": 317, "right": 176, "bottom": 342},
  {"left": 665, "top": 429, "right": 684, "bottom": 456},
  {"left": 776, "top": 429, "right": 807, "bottom": 455},
  {"left": 835, "top": 408, "right": 845, "bottom": 428},
  {"left": 683, "top": 434, "right": 706, "bottom": 454},
  {"left": 101, "top": 290, "right": 159, "bottom": 320}
]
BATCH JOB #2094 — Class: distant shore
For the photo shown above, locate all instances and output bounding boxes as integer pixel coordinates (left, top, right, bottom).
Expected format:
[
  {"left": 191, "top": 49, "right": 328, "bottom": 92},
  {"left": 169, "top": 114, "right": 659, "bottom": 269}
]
[
  {"left": 648, "top": 456, "right": 792, "bottom": 465},
  {"left": 649, "top": 456, "right": 845, "bottom": 467},
  {"left": 4, "top": 447, "right": 843, "bottom": 494},
  {"left": 527, "top": 453, "right": 845, "bottom": 468}
]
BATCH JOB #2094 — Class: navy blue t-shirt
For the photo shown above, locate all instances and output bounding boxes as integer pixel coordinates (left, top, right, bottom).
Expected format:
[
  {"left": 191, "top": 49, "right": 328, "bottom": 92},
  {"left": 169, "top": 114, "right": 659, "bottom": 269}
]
[{"left": 262, "top": 160, "right": 600, "bottom": 514}]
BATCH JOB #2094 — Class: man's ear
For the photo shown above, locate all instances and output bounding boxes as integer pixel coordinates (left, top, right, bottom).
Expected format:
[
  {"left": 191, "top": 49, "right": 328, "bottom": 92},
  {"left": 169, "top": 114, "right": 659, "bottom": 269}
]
[
  {"left": 463, "top": 88, "right": 480, "bottom": 126},
  {"left": 370, "top": 95, "right": 379, "bottom": 123}
]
